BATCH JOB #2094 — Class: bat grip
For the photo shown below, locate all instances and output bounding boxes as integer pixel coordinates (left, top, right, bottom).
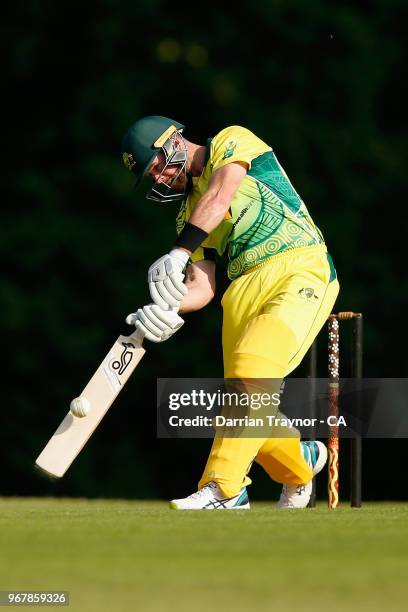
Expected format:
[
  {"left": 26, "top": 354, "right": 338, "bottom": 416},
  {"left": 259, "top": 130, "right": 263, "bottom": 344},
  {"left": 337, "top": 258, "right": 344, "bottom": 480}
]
[{"left": 130, "top": 327, "right": 145, "bottom": 345}]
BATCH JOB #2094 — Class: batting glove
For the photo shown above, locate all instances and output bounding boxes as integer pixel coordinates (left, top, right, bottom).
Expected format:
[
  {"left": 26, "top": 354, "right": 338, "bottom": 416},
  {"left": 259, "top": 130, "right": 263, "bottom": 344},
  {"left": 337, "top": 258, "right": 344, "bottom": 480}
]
[
  {"left": 148, "top": 248, "right": 189, "bottom": 310},
  {"left": 126, "top": 304, "right": 184, "bottom": 343}
]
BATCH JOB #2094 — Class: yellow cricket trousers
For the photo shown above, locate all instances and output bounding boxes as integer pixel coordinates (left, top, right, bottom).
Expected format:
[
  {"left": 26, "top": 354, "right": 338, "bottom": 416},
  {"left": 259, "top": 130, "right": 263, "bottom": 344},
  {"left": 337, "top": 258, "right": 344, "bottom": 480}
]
[{"left": 198, "top": 245, "right": 340, "bottom": 497}]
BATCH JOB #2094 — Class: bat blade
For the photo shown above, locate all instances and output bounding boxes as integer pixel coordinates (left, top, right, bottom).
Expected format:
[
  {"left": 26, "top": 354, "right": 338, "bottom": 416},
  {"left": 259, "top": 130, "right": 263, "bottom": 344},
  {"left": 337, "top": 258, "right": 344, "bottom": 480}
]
[{"left": 35, "top": 330, "right": 145, "bottom": 478}]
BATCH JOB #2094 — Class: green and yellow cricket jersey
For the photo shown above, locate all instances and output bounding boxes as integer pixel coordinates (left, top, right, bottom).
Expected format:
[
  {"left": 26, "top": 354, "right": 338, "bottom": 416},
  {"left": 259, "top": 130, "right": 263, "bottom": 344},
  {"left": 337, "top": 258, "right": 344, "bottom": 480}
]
[{"left": 176, "top": 126, "right": 325, "bottom": 280}]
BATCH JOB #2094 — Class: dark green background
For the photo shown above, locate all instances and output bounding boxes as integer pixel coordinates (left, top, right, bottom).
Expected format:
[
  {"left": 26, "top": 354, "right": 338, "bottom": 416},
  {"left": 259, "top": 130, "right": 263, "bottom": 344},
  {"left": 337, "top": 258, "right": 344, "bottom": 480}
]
[{"left": 2, "top": 0, "right": 406, "bottom": 500}]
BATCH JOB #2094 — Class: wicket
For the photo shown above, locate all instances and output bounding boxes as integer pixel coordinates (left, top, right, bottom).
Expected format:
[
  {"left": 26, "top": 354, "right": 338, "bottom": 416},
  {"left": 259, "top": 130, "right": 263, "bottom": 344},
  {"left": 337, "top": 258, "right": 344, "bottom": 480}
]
[{"left": 307, "top": 312, "right": 363, "bottom": 508}]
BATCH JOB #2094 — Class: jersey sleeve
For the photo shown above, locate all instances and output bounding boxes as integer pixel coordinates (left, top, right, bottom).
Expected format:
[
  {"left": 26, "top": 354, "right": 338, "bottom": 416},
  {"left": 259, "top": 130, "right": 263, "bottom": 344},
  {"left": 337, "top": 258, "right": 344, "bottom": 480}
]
[{"left": 210, "top": 126, "right": 271, "bottom": 173}]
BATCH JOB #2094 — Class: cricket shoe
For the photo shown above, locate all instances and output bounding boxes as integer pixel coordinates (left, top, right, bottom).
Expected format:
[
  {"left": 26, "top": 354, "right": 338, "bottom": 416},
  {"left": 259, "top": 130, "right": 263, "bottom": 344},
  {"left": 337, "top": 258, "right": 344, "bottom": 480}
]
[
  {"left": 277, "top": 440, "right": 328, "bottom": 509},
  {"left": 170, "top": 481, "right": 250, "bottom": 510}
]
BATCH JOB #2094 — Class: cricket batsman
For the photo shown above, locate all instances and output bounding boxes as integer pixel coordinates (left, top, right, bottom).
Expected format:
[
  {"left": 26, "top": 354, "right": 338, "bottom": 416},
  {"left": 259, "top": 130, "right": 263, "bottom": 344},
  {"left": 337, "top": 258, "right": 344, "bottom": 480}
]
[{"left": 121, "top": 115, "right": 339, "bottom": 509}]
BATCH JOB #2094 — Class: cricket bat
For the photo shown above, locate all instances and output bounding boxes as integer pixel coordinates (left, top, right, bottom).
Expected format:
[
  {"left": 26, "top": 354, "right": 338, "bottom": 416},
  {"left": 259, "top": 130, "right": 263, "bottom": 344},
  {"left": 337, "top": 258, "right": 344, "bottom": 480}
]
[{"left": 35, "top": 329, "right": 145, "bottom": 478}]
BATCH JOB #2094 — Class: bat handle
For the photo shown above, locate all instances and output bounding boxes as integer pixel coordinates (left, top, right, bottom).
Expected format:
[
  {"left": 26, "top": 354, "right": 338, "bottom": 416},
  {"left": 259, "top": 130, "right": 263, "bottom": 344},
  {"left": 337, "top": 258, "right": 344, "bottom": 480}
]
[{"left": 129, "top": 327, "right": 145, "bottom": 345}]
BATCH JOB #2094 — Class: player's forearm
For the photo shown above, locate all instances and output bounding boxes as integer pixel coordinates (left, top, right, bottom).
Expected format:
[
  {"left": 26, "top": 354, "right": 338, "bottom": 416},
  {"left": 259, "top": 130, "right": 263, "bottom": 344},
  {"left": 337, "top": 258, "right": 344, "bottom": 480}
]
[
  {"left": 188, "top": 190, "right": 230, "bottom": 234},
  {"left": 178, "top": 286, "right": 214, "bottom": 314},
  {"left": 175, "top": 163, "right": 246, "bottom": 255},
  {"left": 178, "top": 260, "right": 216, "bottom": 314}
]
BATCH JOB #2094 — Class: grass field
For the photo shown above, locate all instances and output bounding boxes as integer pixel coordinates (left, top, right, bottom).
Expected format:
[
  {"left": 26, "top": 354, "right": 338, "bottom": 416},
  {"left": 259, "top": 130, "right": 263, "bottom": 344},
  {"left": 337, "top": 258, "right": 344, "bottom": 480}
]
[{"left": 0, "top": 499, "right": 407, "bottom": 612}]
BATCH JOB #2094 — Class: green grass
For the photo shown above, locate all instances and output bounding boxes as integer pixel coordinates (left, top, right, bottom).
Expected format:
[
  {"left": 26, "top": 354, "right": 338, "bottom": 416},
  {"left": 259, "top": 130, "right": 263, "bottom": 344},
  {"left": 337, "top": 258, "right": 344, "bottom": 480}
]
[{"left": 0, "top": 499, "right": 407, "bottom": 612}]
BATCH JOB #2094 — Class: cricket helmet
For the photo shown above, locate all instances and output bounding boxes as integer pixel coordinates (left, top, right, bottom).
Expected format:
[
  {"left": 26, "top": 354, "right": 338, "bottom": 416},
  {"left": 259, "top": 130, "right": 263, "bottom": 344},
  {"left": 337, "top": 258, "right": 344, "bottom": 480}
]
[{"left": 121, "top": 115, "right": 188, "bottom": 202}]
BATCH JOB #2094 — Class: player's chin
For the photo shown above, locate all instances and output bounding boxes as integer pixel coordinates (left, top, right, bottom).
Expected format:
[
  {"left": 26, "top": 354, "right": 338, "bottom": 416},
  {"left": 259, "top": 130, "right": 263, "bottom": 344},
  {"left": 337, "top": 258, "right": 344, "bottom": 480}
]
[{"left": 172, "top": 177, "right": 187, "bottom": 191}]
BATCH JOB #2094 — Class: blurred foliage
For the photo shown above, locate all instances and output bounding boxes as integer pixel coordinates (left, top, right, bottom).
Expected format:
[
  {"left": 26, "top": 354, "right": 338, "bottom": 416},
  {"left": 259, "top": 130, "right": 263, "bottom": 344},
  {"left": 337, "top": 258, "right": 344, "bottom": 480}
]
[{"left": 1, "top": 0, "right": 407, "bottom": 498}]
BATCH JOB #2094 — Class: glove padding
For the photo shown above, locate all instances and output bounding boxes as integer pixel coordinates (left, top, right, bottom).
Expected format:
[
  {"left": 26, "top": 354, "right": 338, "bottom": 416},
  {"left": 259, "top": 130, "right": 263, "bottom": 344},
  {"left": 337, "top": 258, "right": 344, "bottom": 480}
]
[
  {"left": 126, "top": 304, "right": 184, "bottom": 343},
  {"left": 148, "top": 248, "right": 189, "bottom": 310}
]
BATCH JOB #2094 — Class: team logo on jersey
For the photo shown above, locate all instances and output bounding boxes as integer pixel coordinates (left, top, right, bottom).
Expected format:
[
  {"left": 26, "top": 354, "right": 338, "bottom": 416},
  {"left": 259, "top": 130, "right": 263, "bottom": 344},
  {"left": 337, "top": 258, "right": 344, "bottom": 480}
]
[
  {"left": 298, "top": 287, "right": 319, "bottom": 301},
  {"left": 122, "top": 152, "right": 136, "bottom": 171},
  {"left": 222, "top": 140, "right": 237, "bottom": 159}
]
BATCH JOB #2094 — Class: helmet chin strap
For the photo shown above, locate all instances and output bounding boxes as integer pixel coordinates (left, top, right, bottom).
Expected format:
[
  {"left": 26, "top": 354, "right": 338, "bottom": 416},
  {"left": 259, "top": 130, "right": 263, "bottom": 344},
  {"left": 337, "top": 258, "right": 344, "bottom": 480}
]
[{"left": 147, "top": 131, "right": 188, "bottom": 203}]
